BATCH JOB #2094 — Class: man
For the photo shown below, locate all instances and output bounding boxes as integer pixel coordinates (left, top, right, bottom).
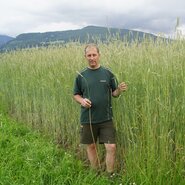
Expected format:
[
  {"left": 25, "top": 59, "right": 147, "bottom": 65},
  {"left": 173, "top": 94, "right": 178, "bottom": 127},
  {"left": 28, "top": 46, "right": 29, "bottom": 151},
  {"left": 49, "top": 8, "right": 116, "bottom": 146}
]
[{"left": 73, "top": 44, "right": 127, "bottom": 175}]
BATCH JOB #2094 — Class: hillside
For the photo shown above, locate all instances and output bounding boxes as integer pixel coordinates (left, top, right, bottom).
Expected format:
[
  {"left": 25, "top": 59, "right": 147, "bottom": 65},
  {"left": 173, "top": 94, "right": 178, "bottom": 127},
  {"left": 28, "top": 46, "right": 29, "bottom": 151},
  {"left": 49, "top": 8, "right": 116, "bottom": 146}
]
[
  {"left": 0, "top": 26, "right": 158, "bottom": 51},
  {"left": 0, "top": 35, "right": 14, "bottom": 48}
]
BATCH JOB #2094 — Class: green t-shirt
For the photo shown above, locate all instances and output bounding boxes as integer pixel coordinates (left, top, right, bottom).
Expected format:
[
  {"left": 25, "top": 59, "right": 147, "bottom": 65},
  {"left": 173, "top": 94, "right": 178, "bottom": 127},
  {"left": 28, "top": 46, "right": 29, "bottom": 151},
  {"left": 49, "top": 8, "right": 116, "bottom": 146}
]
[{"left": 73, "top": 66, "right": 118, "bottom": 124}]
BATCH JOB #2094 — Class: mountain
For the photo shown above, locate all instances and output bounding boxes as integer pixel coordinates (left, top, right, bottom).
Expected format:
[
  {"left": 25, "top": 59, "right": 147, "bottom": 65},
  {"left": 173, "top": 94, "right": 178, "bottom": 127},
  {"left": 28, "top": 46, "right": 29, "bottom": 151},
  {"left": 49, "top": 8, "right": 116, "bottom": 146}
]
[
  {"left": 0, "top": 26, "right": 158, "bottom": 51},
  {"left": 0, "top": 35, "right": 14, "bottom": 48}
]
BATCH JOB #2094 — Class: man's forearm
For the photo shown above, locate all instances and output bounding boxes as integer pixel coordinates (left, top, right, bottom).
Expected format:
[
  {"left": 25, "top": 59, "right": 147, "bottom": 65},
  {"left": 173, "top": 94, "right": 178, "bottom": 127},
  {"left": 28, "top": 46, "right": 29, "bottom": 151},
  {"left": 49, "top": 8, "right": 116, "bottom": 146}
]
[
  {"left": 112, "top": 88, "right": 121, "bottom": 97},
  {"left": 74, "top": 94, "right": 83, "bottom": 104}
]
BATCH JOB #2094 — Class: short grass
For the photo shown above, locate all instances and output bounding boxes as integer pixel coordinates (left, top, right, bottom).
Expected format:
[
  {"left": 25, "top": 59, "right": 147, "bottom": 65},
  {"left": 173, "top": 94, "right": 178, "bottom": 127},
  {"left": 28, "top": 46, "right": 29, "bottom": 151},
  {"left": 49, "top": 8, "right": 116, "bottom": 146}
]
[{"left": 0, "top": 112, "right": 119, "bottom": 185}]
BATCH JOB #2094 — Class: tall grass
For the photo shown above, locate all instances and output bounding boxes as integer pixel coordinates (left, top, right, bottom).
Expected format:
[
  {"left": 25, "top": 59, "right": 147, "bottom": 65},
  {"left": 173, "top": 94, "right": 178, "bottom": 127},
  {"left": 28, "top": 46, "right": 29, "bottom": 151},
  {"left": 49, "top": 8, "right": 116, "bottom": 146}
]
[{"left": 0, "top": 39, "right": 185, "bottom": 184}]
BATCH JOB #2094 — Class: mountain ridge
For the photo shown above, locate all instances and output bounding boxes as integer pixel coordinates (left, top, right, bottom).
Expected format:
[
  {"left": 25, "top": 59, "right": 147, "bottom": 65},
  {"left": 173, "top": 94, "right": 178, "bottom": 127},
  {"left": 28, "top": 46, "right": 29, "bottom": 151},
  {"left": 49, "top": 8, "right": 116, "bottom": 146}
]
[
  {"left": 0, "top": 35, "right": 14, "bottom": 48},
  {"left": 0, "top": 26, "right": 159, "bottom": 51}
]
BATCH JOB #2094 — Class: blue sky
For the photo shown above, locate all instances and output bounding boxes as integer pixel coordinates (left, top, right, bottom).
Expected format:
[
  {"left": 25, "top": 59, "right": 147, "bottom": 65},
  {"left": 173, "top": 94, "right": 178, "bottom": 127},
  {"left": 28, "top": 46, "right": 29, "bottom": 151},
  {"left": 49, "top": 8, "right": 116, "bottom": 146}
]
[{"left": 0, "top": 0, "right": 185, "bottom": 37}]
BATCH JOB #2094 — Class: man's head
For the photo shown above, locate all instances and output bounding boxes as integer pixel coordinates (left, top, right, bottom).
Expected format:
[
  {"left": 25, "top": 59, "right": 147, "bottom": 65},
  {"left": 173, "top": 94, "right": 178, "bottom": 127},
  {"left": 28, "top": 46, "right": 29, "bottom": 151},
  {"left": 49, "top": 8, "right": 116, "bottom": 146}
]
[{"left": 84, "top": 44, "right": 100, "bottom": 69}]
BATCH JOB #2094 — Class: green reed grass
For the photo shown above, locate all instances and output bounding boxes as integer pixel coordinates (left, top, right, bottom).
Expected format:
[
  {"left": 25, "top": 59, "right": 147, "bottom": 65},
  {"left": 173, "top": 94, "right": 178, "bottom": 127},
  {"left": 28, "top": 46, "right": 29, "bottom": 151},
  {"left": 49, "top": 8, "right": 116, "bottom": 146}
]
[{"left": 0, "top": 39, "right": 185, "bottom": 185}]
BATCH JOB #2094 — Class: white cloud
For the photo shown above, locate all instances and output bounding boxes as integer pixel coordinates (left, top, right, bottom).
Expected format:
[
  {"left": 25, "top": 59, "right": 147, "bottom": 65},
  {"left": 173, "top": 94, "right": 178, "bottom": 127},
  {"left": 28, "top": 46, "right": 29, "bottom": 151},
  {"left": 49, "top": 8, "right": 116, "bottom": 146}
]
[
  {"left": 0, "top": 0, "right": 185, "bottom": 36},
  {"left": 29, "top": 22, "right": 87, "bottom": 33}
]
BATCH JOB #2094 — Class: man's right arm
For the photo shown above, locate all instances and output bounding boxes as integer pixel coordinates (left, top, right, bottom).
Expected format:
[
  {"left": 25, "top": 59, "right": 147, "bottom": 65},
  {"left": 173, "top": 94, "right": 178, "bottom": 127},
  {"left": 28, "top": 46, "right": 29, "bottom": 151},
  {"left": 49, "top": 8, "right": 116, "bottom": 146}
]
[{"left": 74, "top": 95, "right": 92, "bottom": 108}]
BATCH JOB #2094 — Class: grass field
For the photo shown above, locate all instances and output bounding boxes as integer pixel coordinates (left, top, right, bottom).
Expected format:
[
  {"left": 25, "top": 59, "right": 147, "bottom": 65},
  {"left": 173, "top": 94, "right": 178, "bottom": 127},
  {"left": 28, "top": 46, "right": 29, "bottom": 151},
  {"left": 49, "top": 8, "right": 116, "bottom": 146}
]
[
  {"left": 0, "top": 39, "right": 185, "bottom": 184},
  {"left": 0, "top": 112, "right": 116, "bottom": 185}
]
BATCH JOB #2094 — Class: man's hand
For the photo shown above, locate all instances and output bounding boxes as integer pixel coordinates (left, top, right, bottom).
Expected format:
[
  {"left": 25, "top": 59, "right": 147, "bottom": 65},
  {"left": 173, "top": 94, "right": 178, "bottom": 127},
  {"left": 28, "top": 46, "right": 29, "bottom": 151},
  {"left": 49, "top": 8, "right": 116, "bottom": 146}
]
[
  {"left": 81, "top": 98, "right": 92, "bottom": 108},
  {"left": 118, "top": 82, "right": 127, "bottom": 92},
  {"left": 112, "top": 82, "right": 127, "bottom": 97}
]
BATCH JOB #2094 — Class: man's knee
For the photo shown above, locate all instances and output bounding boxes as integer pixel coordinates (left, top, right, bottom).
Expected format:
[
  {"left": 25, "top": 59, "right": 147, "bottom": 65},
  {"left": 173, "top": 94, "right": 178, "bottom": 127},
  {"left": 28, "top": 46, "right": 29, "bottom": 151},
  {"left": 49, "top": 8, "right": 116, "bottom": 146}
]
[
  {"left": 87, "top": 143, "right": 96, "bottom": 151},
  {"left": 105, "top": 144, "right": 116, "bottom": 153}
]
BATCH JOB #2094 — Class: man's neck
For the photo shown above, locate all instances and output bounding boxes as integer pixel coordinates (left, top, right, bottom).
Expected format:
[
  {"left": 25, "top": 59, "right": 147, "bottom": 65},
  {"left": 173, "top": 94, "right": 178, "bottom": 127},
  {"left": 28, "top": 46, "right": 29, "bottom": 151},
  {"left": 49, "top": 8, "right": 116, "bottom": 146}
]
[{"left": 88, "top": 64, "right": 101, "bottom": 70}]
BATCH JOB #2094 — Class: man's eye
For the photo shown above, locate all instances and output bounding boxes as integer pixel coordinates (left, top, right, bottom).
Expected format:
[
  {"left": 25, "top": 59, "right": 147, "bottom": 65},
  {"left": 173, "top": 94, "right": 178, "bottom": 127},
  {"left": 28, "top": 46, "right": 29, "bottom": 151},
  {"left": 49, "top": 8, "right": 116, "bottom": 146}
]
[{"left": 87, "top": 54, "right": 96, "bottom": 57}]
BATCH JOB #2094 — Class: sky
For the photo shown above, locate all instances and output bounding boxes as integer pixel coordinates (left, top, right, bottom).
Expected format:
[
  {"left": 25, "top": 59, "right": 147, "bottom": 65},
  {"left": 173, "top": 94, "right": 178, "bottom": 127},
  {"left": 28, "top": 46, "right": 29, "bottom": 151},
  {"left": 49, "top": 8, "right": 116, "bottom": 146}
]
[{"left": 0, "top": 0, "right": 185, "bottom": 37}]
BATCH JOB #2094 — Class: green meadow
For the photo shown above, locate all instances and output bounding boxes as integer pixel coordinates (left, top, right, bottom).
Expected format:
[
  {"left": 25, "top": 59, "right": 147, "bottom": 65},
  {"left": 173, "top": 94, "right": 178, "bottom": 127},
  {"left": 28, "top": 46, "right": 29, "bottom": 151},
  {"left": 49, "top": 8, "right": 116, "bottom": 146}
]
[
  {"left": 0, "top": 38, "right": 185, "bottom": 184},
  {"left": 0, "top": 113, "right": 111, "bottom": 185}
]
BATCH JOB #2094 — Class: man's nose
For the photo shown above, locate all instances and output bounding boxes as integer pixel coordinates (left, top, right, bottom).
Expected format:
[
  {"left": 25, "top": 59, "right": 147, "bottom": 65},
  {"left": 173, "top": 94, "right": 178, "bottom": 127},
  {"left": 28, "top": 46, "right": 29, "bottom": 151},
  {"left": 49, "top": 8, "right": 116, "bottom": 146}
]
[{"left": 90, "top": 55, "right": 94, "bottom": 59}]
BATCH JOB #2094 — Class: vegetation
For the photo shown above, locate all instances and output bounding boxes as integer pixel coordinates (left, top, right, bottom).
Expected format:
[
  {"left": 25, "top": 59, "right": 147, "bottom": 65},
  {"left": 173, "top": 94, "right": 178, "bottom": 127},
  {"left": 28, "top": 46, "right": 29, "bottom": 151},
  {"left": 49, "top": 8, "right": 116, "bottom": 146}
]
[
  {"left": 0, "top": 38, "right": 184, "bottom": 184},
  {"left": 0, "top": 113, "right": 114, "bottom": 184}
]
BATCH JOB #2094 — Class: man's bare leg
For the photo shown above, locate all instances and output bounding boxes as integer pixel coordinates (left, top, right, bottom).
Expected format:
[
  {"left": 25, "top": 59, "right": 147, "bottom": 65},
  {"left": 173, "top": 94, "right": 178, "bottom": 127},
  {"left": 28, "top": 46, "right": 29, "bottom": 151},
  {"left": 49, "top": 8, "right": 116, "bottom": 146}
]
[
  {"left": 87, "top": 143, "right": 99, "bottom": 169},
  {"left": 105, "top": 143, "right": 116, "bottom": 173}
]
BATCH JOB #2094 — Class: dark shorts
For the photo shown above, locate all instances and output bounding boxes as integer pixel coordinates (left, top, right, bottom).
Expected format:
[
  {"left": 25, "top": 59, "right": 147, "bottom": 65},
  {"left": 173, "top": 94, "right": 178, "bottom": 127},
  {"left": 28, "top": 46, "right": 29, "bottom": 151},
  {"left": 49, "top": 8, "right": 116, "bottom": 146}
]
[{"left": 80, "top": 120, "right": 116, "bottom": 144}]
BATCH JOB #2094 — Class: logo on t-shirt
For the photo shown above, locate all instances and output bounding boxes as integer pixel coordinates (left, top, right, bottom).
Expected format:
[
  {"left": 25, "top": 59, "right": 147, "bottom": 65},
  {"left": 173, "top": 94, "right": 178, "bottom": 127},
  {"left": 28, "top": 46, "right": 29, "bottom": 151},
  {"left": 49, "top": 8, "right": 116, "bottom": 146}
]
[{"left": 100, "top": 80, "right": 106, "bottom": 83}]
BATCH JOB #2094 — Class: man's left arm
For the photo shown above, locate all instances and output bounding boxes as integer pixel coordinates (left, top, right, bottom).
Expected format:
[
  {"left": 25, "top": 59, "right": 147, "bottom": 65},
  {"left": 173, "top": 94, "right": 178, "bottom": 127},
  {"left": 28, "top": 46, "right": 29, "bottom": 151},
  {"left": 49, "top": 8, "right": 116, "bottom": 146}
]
[{"left": 112, "top": 82, "right": 127, "bottom": 97}]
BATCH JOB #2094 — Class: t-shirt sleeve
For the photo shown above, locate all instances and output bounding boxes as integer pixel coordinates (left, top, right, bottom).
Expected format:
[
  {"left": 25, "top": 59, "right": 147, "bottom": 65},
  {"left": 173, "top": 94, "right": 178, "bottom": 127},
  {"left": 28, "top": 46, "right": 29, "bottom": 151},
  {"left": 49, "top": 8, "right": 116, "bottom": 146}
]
[
  {"left": 73, "top": 75, "right": 82, "bottom": 95},
  {"left": 110, "top": 73, "right": 118, "bottom": 92}
]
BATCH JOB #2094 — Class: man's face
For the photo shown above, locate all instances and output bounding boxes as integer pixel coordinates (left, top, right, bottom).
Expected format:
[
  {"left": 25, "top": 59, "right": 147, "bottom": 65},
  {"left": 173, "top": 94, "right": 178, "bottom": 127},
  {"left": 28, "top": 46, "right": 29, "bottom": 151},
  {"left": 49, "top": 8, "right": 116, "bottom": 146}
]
[{"left": 85, "top": 47, "right": 100, "bottom": 69}]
